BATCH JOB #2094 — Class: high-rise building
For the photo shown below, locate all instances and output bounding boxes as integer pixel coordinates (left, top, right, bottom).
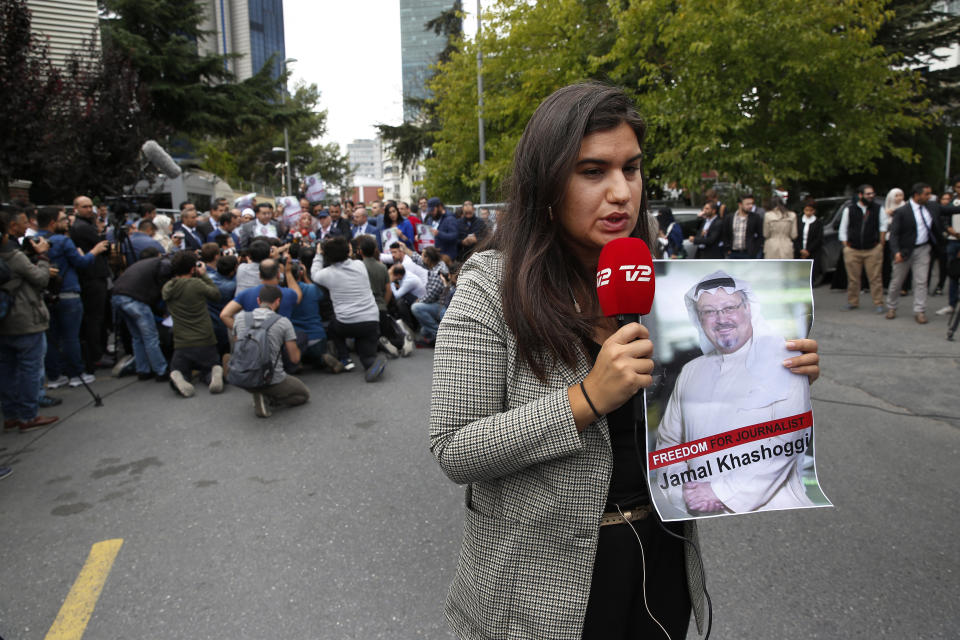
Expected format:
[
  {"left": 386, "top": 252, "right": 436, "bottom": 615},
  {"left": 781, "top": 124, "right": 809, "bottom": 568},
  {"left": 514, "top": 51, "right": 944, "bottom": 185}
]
[
  {"left": 26, "top": 0, "right": 100, "bottom": 70},
  {"left": 197, "top": 0, "right": 286, "bottom": 81},
  {"left": 399, "top": 0, "right": 450, "bottom": 121},
  {"left": 347, "top": 139, "right": 383, "bottom": 180}
]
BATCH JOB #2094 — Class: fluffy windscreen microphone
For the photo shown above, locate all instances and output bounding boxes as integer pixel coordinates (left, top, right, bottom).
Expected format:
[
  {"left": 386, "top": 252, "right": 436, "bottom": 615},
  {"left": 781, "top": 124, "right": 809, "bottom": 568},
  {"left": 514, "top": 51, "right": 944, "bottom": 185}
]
[
  {"left": 596, "top": 237, "right": 655, "bottom": 327},
  {"left": 141, "top": 140, "right": 182, "bottom": 178}
]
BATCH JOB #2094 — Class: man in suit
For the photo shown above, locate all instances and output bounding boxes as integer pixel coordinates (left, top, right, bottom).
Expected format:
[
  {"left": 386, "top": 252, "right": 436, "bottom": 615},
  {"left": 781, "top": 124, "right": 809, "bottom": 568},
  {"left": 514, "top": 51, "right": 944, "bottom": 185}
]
[
  {"left": 174, "top": 202, "right": 204, "bottom": 251},
  {"left": 351, "top": 206, "right": 379, "bottom": 240},
  {"left": 237, "top": 202, "right": 282, "bottom": 249},
  {"left": 327, "top": 202, "right": 351, "bottom": 237},
  {"left": 794, "top": 200, "right": 824, "bottom": 280},
  {"left": 689, "top": 201, "right": 723, "bottom": 258},
  {"left": 197, "top": 197, "right": 228, "bottom": 240},
  {"left": 722, "top": 196, "right": 763, "bottom": 259},
  {"left": 886, "top": 182, "right": 960, "bottom": 323}
]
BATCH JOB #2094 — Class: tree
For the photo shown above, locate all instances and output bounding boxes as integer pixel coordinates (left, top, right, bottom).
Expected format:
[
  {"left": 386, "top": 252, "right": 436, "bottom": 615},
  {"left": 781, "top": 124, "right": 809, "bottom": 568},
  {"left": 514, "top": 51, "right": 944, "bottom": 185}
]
[
  {"left": 0, "top": 0, "right": 63, "bottom": 198},
  {"left": 208, "top": 82, "right": 349, "bottom": 197},
  {"left": 376, "top": 1, "right": 463, "bottom": 178},
  {"left": 604, "top": 0, "right": 926, "bottom": 193},
  {"left": 425, "top": 0, "right": 614, "bottom": 201},
  {"left": 0, "top": 0, "right": 151, "bottom": 202},
  {"left": 423, "top": 0, "right": 930, "bottom": 201},
  {"left": 100, "top": 0, "right": 287, "bottom": 138}
]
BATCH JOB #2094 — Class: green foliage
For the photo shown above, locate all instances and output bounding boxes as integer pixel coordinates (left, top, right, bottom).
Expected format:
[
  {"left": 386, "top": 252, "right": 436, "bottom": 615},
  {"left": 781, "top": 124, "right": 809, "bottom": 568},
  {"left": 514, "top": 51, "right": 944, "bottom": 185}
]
[
  {"left": 101, "top": 0, "right": 286, "bottom": 137},
  {"left": 424, "top": 0, "right": 930, "bottom": 200},
  {"left": 205, "top": 82, "right": 349, "bottom": 195},
  {"left": 425, "top": 0, "right": 614, "bottom": 200},
  {"left": 608, "top": 0, "right": 926, "bottom": 191}
]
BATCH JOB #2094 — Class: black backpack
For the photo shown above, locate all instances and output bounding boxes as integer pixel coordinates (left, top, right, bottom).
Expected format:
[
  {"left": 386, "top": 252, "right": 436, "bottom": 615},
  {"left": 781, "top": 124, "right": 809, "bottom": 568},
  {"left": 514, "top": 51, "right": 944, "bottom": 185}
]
[{"left": 226, "top": 311, "right": 283, "bottom": 389}]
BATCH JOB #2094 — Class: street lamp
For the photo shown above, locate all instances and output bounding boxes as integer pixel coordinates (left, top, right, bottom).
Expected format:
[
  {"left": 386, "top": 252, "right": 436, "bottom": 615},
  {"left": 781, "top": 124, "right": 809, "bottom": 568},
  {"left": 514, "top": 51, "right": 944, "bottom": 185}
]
[{"left": 282, "top": 58, "right": 298, "bottom": 196}]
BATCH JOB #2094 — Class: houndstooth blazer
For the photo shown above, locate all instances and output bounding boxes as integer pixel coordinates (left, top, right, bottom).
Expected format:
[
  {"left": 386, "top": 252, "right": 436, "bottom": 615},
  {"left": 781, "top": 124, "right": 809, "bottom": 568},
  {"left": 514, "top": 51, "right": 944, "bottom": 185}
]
[{"left": 430, "top": 250, "right": 705, "bottom": 640}]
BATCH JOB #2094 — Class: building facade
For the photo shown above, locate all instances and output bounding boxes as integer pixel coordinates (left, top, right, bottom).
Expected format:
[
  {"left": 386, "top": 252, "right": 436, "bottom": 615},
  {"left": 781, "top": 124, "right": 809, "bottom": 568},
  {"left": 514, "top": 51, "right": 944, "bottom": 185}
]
[
  {"left": 25, "top": 0, "right": 100, "bottom": 70},
  {"left": 197, "top": 0, "right": 286, "bottom": 81},
  {"left": 347, "top": 139, "right": 383, "bottom": 180},
  {"left": 399, "top": 0, "right": 450, "bottom": 121}
]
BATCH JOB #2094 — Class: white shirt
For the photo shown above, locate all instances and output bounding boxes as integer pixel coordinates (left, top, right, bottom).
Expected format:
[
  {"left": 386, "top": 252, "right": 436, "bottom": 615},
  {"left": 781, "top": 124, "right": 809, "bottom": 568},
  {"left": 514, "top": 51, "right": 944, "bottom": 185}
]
[
  {"left": 391, "top": 271, "right": 426, "bottom": 300},
  {"left": 838, "top": 201, "right": 888, "bottom": 242},
  {"left": 910, "top": 199, "right": 933, "bottom": 246},
  {"left": 255, "top": 221, "right": 278, "bottom": 239},
  {"left": 380, "top": 253, "right": 430, "bottom": 287},
  {"left": 310, "top": 259, "right": 379, "bottom": 324},
  {"left": 654, "top": 335, "right": 814, "bottom": 515},
  {"left": 801, "top": 214, "right": 816, "bottom": 250}
]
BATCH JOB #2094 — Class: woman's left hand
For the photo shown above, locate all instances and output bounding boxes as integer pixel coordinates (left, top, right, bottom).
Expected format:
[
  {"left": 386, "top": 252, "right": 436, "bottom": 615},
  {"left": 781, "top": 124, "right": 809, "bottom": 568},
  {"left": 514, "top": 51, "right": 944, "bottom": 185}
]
[{"left": 783, "top": 339, "right": 819, "bottom": 384}]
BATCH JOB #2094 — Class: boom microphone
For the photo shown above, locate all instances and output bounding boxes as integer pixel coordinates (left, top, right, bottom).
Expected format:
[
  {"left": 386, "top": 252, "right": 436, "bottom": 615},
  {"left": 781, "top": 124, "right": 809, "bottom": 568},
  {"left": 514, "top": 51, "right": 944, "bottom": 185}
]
[
  {"left": 141, "top": 140, "right": 182, "bottom": 178},
  {"left": 596, "top": 237, "right": 655, "bottom": 327}
]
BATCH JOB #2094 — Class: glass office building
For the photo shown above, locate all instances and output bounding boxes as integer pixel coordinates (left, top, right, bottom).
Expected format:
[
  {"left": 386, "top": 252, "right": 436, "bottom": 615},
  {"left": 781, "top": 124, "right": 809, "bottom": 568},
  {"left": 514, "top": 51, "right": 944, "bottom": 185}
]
[
  {"left": 399, "top": 0, "right": 450, "bottom": 121},
  {"left": 248, "top": 0, "right": 286, "bottom": 80},
  {"left": 200, "top": 0, "right": 285, "bottom": 81}
]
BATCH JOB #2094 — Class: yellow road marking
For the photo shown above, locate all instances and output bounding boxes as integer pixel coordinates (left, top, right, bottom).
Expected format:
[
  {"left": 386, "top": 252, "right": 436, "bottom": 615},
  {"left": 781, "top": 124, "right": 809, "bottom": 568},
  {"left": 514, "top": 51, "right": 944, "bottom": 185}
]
[{"left": 45, "top": 539, "right": 124, "bottom": 640}]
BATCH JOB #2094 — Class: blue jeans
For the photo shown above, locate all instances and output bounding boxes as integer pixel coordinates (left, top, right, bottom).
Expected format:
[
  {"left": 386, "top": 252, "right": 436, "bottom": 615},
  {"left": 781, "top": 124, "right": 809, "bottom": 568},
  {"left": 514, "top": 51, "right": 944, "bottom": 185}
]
[
  {"left": 112, "top": 295, "right": 167, "bottom": 375},
  {"left": 0, "top": 331, "right": 45, "bottom": 420},
  {"left": 946, "top": 240, "right": 960, "bottom": 308},
  {"left": 411, "top": 302, "right": 445, "bottom": 340},
  {"left": 45, "top": 296, "right": 85, "bottom": 379}
]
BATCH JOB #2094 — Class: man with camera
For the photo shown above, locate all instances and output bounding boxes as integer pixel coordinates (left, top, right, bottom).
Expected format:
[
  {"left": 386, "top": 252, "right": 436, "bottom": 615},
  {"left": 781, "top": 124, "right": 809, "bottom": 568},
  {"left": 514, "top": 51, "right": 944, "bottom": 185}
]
[
  {"left": 0, "top": 207, "right": 59, "bottom": 432},
  {"left": 70, "top": 195, "right": 112, "bottom": 378},
  {"left": 161, "top": 251, "right": 225, "bottom": 397},
  {"left": 35, "top": 206, "right": 109, "bottom": 388}
]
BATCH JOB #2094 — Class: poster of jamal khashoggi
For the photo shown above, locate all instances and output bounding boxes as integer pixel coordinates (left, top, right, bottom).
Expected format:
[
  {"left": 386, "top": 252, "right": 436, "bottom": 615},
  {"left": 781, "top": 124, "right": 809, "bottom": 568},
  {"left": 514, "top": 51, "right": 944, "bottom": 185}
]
[{"left": 645, "top": 261, "right": 832, "bottom": 521}]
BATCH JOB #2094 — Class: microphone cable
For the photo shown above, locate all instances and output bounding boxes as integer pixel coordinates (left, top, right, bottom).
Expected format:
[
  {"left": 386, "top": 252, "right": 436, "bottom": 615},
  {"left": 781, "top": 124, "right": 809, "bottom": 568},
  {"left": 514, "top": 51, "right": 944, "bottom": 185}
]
[{"left": 632, "top": 410, "right": 714, "bottom": 640}]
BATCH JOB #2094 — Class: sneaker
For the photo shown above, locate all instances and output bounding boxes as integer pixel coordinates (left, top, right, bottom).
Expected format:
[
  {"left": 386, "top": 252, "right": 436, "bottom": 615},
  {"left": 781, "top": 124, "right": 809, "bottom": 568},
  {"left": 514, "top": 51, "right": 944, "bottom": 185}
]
[
  {"left": 401, "top": 332, "right": 414, "bottom": 357},
  {"left": 935, "top": 305, "right": 954, "bottom": 316},
  {"left": 112, "top": 354, "right": 136, "bottom": 377},
  {"left": 38, "top": 395, "right": 62, "bottom": 408},
  {"left": 209, "top": 365, "right": 224, "bottom": 394},
  {"left": 322, "top": 353, "right": 345, "bottom": 373},
  {"left": 68, "top": 373, "right": 95, "bottom": 387},
  {"left": 415, "top": 337, "right": 435, "bottom": 349},
  {"left": 252, "top": 392, "right": 271, "bottom": 418},
  {"left": 47, "top": 375, "right": 69, "bottom": 389},
  {"left": 379, "top": 336, "right": 400, "bottom": 359},
  {"left": 933, "top": 286, "right": 943, "bottom": 296},
  {"left": 397, "top": 320, "right": 415, "bottom": 338},
  {"left": 874, "top": 305, "right": 885, "bottom": 314},
  {"left": 364, "top": 354, "right": 387, "bottom": 382},
  {"left": 341, "top": 358, "right": 356, "bottom": 372},
  {"left": 20, "top": 415, "right": 59, "bottom": 432},
  {"left": 0, "top": 466, "right": 11, "bottom": 480},
  {"left": 169, "top": 371, "right": 195, "bottom": 397}
]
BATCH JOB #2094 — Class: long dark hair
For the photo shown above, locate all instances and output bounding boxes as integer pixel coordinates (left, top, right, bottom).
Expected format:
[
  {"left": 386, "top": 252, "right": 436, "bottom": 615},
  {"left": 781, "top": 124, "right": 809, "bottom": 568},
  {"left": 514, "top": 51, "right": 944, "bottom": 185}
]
[{"left": 487, "top": 82, "right": 650, "bottom": 381}]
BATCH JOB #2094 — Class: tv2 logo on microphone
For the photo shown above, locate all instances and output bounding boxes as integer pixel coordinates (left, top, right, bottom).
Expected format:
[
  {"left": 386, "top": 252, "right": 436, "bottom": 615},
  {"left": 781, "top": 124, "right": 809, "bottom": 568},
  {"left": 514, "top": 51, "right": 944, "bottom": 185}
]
[{"left": 596, "top": 264, "right": 653, "bottom": 287}]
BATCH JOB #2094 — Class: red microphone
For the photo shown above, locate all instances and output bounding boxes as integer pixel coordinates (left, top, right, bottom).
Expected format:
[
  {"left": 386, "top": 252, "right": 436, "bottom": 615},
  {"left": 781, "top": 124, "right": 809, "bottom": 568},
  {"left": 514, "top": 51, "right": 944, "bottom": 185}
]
[{"left": 596, "top": 237, "right": 655, "bottom": 327}]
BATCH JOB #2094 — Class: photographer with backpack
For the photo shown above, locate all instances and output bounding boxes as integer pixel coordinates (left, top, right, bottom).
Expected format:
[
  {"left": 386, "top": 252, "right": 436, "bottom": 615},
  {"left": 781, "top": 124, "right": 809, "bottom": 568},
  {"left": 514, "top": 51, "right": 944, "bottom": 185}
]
[{"left": 224, "top": 284, "right": 309, "bottom": 418}]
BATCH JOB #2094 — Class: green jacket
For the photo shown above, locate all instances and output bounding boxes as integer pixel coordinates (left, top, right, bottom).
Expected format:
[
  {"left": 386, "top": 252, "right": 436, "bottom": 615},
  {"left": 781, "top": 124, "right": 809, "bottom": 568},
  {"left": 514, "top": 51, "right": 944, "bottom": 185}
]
[
  {"left": 0, "top": 241, "right": 50, "bottom": 336},
  {"left": 162, "top": 274, "right": 221, "bottom": 348}
]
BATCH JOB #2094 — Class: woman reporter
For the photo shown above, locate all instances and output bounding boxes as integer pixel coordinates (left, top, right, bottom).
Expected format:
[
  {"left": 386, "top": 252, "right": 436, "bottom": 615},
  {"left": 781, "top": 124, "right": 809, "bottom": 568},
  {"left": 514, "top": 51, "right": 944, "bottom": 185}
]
[{"left": 429, "top": 82, "right": 820, "bottom": 639}]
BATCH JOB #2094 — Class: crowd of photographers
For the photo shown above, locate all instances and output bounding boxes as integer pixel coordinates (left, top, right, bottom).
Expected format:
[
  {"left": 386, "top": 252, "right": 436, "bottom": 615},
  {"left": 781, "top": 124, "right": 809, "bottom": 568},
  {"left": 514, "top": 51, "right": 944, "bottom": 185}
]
[{"left": 0, "top": 194, "right": 490, "bottom": 459}]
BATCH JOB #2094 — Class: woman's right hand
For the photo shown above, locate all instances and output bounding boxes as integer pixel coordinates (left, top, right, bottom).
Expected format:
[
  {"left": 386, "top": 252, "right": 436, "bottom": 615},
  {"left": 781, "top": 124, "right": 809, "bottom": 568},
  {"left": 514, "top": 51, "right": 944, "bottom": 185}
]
[{"left": 569, "top": 323, "right": 653, "bottom": 430}]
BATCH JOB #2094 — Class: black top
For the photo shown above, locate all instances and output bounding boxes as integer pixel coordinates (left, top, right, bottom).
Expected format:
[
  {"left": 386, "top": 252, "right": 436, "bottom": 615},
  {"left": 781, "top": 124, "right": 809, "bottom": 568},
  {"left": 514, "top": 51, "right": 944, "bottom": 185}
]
[{"left": 585, "top": 339, "right": 650, "bottom": 511}]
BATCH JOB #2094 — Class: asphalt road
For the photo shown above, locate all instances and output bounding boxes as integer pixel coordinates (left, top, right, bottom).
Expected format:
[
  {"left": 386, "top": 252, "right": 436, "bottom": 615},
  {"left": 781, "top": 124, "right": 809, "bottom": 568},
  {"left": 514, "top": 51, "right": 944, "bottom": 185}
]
[{"left": 1, "top": 283, "right": 958, "bottom": 639}]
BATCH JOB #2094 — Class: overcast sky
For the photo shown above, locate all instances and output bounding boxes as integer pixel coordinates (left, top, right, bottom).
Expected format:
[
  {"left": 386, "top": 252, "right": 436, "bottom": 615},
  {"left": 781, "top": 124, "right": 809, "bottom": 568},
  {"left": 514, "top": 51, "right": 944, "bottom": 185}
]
[{"left": 283, "top": 0, "right": 477, "bottom": 153}]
